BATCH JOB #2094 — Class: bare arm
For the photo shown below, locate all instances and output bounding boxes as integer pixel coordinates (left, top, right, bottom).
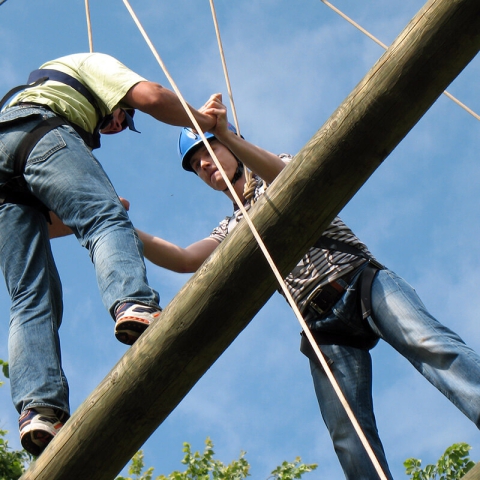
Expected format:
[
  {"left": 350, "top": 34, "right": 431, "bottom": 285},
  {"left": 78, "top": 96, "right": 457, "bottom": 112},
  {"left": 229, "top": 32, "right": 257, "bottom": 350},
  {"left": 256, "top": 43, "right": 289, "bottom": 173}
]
[
  {"left": 137, "top": 229, "right": 219, "bottom": 273},
  {"left": 124, "top": 81, "right": 216, "bottom": 132},
  {"left": 48, "top": 212, "right": 73, "bottom": 239},
  {"left": 200, "top": 93, "right": 286, "bottom": 184}
]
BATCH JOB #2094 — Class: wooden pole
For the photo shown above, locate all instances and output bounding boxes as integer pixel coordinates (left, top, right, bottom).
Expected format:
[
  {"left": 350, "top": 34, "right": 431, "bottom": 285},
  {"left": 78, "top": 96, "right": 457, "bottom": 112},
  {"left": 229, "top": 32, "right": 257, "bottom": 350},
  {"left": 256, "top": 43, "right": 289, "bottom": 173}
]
[
  {"left": 21, "top": 0, "right": 480, "bottom": 478},
  {"left": 462, "top": 463, "right": 480, "bottom": 479}
]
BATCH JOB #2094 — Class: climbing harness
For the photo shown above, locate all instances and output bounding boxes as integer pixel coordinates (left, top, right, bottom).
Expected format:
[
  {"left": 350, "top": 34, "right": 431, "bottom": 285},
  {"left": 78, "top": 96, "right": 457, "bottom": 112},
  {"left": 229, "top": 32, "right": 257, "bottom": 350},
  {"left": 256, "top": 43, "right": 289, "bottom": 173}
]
[
  {"left": 313, "top": 235, "right": 384, "bottom": 320},
  {"left": 300, "top": 237, "right": 385, "bottom": 360},
  {"left": 1, "top": 68, "right": 139, "bottom": 150},
  {"left": 0, "top": 113, "right": 67, "bottom": 219},
  {"left": 0, "top": 66, "right": 140, "bottom": 213}
]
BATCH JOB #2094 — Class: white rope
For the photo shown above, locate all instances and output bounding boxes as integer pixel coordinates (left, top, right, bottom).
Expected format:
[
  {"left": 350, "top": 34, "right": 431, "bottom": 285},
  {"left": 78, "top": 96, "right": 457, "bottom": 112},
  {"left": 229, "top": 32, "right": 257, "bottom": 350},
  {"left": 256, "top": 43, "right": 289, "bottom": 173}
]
[
  {"left": 122, "top": 3, "right": 388, "bottom": 479},
  {"left": 84, "top": 0, "right": 94, "bottom": 53},
  {"left": 320, "top": 0, "right": 480, "bottom": 122},
  {"left": 209, "top": 0, "right": 241, "bottom": 137},
  {"left": 208, "top": 0, "right": 258, "bottom": 204}
]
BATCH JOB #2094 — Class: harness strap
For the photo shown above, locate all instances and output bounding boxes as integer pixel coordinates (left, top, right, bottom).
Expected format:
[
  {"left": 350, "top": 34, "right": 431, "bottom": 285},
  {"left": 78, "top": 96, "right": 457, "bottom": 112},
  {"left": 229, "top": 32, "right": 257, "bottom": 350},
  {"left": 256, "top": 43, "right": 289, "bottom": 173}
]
[
  {"left": 359, "top": 262, "right": 379, "bottom": 320},
  {"left": 28, "top": 69, "right": 101, "bottom": 116},
  {"left": 1, "top": 69, "right": 102, "bottom": 149},
  {"left": 313, "top": 235, "right": 371, "bottom": 260},
  {"left": 26, "top": 69, "right": 102, "bottom": 149},
  {"left": 0, "top": 116, "right": 68, "bottom": 221},
  {"left": 0, "top": 77, "right": 48, "bottom": 111},
  {"left": 14, "top": 116, "right": 67, "bottom": 177},
  {"left": 300, "top": 263, "right": 382, "bottom": 358},
  {"left": 313, "top": 234, "right": 384, "bottom": 314}
]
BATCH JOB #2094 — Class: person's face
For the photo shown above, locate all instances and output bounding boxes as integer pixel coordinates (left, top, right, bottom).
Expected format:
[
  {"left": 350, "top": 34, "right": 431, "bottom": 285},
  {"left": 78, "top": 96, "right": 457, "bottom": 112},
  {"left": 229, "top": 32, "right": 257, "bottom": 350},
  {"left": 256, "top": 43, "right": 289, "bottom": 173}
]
[
  {"left": 100, "top": 109, "right": 127, "bottom": 135},
  {"left": 189, "top": 140, "right": 238, "bottom": 191}
]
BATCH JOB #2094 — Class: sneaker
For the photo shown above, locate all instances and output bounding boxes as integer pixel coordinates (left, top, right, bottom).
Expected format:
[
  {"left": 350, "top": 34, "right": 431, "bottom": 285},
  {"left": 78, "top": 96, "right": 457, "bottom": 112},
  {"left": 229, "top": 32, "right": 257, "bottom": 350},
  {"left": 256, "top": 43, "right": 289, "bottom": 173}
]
[
  {"left": 114, "top": 302, "right": 162, "bottom": 345},
  {"left": 19, "top": 407, "right": 68, "bottom": 456}
]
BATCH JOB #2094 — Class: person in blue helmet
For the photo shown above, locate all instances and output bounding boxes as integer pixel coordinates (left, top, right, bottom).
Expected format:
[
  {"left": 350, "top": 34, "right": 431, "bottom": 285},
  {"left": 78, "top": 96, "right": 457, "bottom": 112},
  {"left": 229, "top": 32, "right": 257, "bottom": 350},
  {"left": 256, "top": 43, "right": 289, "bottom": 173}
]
[
  {"left": 132, "top": 92, "right": 480, "bottom": 480},
  {"left": 0, "top": 52, "right": 216, "bottom": 456}
]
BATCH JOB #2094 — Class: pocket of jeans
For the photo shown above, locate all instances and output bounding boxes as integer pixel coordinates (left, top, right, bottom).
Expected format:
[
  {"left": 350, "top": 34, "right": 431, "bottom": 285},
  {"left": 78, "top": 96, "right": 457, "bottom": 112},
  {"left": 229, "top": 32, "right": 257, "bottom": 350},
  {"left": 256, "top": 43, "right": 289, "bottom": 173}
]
[{"left": 26, "top": 128, "right": 66, "bottom": 166}]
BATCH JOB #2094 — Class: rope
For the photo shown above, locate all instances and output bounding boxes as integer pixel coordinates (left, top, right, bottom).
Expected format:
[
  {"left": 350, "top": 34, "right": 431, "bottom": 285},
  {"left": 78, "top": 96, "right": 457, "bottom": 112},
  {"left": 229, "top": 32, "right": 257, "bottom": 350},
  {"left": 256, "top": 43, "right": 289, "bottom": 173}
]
[
  {"left": 84, "top": 0, "right": 94, "bottom": 53},
  {"left": 320, "top": 0, "right": 480, "bottom": 122},
  {"left": 208, "top": 0, "right": 256, "bottom": 204},
  {"left": 122, "top": 2, "right": 388, "bottom": 478},
  {"left": 209, "top": 0, "right": 241, "bottom": 137}
]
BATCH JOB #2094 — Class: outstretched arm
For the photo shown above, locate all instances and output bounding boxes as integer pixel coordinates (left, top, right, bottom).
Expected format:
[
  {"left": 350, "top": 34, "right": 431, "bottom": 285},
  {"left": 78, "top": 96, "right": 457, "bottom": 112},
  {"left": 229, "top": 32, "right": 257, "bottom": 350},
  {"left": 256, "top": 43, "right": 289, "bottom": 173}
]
[
  {"left": 124, "top": 82, "right": 216, "bottom": 133},
  {"left": 200, "top": 93, "right": 286, "bottom": 184},
  {"left": 48, "top": 212, "right": 73, "bottom": 239},
  {"left": 137, "top": 229, "right": 219, "bottom": 273}
]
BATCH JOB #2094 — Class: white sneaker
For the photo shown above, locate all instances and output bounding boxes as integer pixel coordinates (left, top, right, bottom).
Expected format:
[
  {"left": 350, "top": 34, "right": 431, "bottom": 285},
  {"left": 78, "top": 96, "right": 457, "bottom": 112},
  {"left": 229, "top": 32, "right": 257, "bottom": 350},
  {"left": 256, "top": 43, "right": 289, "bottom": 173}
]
[
  {"left": 114, "top": 302, "right": 162, "bottom": 345},
  {"left": 19, "top": 407, "right": 68, "bottom": 456}
]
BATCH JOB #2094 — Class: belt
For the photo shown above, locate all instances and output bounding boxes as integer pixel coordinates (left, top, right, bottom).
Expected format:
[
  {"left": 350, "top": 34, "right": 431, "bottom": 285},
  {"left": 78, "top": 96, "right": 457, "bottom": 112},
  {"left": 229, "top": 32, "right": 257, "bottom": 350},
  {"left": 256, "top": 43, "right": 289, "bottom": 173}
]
[
  {"left": 307, "top": 266, "right": 363, "bottom": 316},
  {"left": 17, "top": 102, "right": 52, "bottom": 110}
]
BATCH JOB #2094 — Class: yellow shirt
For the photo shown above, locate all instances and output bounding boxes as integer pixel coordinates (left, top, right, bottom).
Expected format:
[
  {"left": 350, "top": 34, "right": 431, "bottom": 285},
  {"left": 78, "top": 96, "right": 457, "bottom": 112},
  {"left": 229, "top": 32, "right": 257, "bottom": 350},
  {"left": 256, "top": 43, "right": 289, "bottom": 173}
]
[{"left": 8, "top": 53, "right": 146, "bottom": 133}]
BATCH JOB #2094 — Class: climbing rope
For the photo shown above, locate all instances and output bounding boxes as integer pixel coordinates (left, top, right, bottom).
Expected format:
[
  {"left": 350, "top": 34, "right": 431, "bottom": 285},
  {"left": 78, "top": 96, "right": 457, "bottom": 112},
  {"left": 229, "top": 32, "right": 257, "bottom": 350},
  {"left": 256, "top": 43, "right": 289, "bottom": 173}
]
[
  {"left": 121, "top": 2, "right": 389, "bottom": 479},
  {"left": 320, "top": 0, "right": 480, "bottom": 121},
  {"left": 84, "top": 0, "right": 94, "bottom": 53},
  {"left": 209, "top": 0, "right": 257, "bottom": 204}
]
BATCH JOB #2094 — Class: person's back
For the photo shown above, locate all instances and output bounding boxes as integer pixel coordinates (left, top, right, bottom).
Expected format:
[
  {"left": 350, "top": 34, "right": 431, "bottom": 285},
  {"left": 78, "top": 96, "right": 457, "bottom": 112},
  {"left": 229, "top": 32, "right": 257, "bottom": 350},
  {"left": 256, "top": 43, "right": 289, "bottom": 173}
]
[{"left": 8, "top": 53, "right": 142, "bottom": 136}]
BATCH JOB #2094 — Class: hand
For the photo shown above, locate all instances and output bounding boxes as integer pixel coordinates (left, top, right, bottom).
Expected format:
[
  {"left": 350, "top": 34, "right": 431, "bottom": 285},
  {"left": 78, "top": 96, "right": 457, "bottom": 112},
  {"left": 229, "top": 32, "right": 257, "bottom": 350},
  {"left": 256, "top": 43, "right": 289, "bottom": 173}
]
[
  {"left": 199, "top": 93, "right": 230, "bottom": 140},
  {"left": 119, "top": 197, "right": 130, "bottom": 211}
]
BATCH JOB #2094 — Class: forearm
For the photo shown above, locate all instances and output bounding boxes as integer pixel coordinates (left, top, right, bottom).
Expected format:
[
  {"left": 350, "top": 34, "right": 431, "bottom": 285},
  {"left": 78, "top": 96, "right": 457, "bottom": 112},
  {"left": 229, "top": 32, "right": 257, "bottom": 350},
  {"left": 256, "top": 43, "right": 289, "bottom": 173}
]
[
  {"left": 215, "top": 129, "right": 286, "bottom": 183},
  {"left": 124, "top": 82, "right": 215, "bottom": 131},
  {"left": 48, "top": 212, "right": 73, "bottom": 239},
  {"left": 137, "top": 229, "right": 218, "bottom": 273}
]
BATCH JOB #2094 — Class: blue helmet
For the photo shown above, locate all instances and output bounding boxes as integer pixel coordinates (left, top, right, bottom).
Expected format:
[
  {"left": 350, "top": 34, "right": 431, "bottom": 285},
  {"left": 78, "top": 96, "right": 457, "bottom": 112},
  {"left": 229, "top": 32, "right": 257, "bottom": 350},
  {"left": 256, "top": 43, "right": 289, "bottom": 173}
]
[{"left": 178, "top": 123, "right": 238, "bottom": 172}]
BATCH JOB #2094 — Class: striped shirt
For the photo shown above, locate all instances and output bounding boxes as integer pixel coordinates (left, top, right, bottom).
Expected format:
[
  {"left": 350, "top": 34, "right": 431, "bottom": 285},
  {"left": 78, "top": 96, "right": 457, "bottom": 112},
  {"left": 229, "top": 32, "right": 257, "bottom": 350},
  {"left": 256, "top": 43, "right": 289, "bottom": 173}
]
[{"left": 209, "top": 155, "right": 375, "bottom": 313}]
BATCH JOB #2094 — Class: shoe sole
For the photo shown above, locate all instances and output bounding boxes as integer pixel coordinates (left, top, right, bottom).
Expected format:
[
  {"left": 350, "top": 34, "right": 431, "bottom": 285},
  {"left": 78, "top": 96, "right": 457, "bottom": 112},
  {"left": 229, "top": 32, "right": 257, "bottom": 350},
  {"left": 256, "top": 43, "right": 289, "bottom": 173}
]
[
  {"left": 21, "top": 427, "right": 56, "bottom": 456},
  {"left": 115, "top": 317, "right": 150, "bottom": 345}
]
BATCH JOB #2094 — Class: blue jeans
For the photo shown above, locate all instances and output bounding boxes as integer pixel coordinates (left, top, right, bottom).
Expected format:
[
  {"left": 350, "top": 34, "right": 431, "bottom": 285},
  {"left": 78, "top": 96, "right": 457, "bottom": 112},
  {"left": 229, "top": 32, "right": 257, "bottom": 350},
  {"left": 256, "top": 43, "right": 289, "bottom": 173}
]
[
  {"left": 0, "top": 106, "right": 159, "bottom": 415},
  {"left": 307, "top": 267, "right": 480, "bottom": 480}
]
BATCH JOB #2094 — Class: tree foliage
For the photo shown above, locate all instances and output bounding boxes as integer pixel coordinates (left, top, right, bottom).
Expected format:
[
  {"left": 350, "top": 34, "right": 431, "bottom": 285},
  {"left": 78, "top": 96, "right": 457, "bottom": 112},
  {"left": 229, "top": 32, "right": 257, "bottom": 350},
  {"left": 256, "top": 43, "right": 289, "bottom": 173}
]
[
  {"left": 116, "top": 437, "right": 317, "bottom": 480},
  {"left": 2, "top": 354, "right": 476, "bottom": 480},
  {"left": 404, "top": 442, "right": 476, "bottom": 480},
  {"left": 0, "top": 359, "right": 9, "bottom": 387},
  {"left": 0, "top": 429, "right": 31, "bottom": 480}
]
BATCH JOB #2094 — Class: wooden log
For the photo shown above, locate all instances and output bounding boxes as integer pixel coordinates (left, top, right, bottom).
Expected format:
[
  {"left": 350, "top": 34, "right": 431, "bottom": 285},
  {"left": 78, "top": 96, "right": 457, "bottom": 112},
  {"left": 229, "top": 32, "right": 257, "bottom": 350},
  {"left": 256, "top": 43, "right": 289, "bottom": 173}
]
[
  {"left": 21, "top": 0, "right": 480, "bottom": 478},
  {"left": 462, "top": 463, "right": 480, "bottom": 480}
]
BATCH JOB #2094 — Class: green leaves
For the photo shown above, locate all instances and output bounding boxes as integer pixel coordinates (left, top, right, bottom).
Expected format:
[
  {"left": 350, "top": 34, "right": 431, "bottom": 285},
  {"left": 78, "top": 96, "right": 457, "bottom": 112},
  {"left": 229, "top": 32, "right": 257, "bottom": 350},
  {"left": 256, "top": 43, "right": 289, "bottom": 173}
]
[
  {"left": 268, "top": 457, "right": 318, "bottom": 480},
  {"left": 0, "top": 360, "right": 8, "bottom": 388},
  {"left": 0, "top": 429, "right": 32, "bottom": 480},
  {"left": 0, "top": 360, "right": 8, "bottom": 380},
  {"left": 404, "top": 442, "right": 476, "bottom": 480},
  {"left": 116, "top": 437, "right": 317, "bottom": 480}
]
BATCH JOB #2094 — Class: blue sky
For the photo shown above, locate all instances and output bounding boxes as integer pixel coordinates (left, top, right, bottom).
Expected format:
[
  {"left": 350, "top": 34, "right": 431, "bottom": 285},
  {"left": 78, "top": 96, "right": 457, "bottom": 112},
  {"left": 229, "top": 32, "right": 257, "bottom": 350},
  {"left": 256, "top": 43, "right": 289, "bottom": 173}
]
[{"left": 0, "top": 1, "right": 479, "bottom": 478}]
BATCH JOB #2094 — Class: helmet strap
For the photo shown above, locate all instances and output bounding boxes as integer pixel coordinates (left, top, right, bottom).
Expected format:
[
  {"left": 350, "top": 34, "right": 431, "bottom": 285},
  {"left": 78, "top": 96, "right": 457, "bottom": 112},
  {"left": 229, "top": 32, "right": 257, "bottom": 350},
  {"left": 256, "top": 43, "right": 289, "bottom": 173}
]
[{"left": 223, "top": 160, "right": 244, "bottom": 192}]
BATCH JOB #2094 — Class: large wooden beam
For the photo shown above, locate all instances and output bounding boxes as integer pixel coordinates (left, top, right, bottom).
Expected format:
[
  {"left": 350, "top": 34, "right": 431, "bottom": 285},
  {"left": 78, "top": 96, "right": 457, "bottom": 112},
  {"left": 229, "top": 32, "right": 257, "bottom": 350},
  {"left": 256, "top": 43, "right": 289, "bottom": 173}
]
[
  {"left": 462, "top": 463, "right": 480, "bottom": 479},
  {"left": 22, "top": 0, "right": 480, "bottom": 478}
]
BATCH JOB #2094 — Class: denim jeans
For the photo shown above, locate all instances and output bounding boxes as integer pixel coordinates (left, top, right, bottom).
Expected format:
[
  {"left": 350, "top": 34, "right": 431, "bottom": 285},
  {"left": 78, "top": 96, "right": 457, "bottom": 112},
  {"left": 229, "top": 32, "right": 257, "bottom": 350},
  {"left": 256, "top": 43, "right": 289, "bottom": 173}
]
[
  {"left": 307, "top": 267, "right": 480, "bottom": 480},
  {"left": 0, "top": 105, "right": 160, "bottom": 415}
]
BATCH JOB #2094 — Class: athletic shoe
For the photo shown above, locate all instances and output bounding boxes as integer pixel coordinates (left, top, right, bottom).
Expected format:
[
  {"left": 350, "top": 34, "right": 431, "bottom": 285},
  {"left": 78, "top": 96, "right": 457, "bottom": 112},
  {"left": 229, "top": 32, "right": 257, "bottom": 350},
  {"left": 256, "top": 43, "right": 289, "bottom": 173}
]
[
  {"left": 19, "top": 407, "right": 68, "bottom": 456},
  {"left": 114, "top": 302, "right": 162, "bottom": 345}
]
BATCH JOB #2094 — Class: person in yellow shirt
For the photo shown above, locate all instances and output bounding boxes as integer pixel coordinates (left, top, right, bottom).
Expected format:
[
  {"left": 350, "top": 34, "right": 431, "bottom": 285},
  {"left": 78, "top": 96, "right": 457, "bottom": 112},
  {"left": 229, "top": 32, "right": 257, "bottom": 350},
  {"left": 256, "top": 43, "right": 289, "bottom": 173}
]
[{"left": 0, "top": 52, "right": 215, "bottom": 456}]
